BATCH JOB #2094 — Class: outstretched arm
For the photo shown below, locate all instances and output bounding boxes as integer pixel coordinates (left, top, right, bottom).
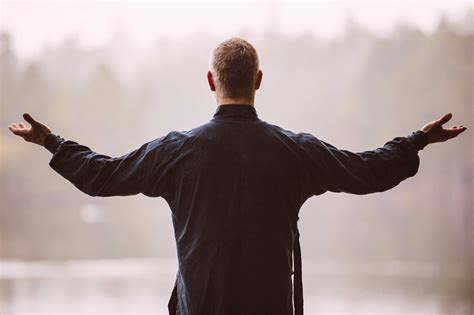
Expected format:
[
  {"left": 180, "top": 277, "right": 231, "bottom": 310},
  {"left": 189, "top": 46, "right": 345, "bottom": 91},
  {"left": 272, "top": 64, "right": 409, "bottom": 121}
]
[
  {"left": 301, "top": 113, "right": 466, "bottom": 196},
  {"left": 9, "top": 113, "right": 177, "bottom": 197}
]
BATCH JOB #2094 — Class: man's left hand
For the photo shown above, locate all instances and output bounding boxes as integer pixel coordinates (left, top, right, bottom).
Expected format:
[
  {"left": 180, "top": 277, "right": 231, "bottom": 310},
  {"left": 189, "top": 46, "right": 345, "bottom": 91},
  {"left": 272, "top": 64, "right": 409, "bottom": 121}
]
[{"left": 8, "top": 113, "right": 52, "bottom": 146}]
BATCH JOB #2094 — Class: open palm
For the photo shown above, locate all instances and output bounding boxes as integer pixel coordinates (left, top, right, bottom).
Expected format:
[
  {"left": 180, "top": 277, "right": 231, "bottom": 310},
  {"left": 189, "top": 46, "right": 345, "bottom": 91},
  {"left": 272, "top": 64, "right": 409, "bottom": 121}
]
[
  {"left": 8, "top": 113, "right": 52, "bottom": 146},
  {"left": 421, "top": 113, "right": 466, "bottom": 144}
]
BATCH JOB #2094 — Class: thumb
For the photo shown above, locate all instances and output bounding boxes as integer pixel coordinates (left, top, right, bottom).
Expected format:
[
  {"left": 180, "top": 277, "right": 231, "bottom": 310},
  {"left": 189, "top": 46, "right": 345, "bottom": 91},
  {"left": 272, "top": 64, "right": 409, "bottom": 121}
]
[
  {"left": 23, "top": 113, "right": 38, "bottom": 126},
  {"left": 437, "top": 113, "right": 452, "bottom": 126}
]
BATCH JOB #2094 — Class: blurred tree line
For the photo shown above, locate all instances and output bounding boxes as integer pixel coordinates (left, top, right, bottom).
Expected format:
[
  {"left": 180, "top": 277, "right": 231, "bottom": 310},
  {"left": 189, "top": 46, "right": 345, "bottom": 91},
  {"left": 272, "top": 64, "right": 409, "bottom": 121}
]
[{"left": 0, "top": 13, "right": 472, "bottom": 269}]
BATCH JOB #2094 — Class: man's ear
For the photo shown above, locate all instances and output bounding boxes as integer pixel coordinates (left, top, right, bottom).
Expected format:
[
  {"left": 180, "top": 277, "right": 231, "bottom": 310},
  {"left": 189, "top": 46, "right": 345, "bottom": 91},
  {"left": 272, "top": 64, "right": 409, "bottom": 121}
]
[
  {"left": 255, "top": 70, "right": 263, "bottom": 90},
  {"left": 207, "top": 71, "right": 216, "bottom": 92}
]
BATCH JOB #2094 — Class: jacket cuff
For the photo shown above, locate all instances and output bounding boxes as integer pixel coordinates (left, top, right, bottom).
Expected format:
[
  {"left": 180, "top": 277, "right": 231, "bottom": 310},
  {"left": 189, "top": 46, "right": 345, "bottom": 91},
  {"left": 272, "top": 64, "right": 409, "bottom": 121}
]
[
  {"left": 44, "top": 133, "right": 64, "bottom": 154},
  {"left": 408, "top": 130, "right": 429, "bottom": 151}
]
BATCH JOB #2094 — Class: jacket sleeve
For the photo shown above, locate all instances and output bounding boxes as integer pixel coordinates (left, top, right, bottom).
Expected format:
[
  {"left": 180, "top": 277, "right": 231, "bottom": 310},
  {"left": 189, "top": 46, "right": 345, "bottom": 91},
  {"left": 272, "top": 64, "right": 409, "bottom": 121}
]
[
  {"left": 298, "top": 130, "right": 429, "bottom": 196},
  {"left": 44, "top": 132, "right": 179, "bottom": 197}
]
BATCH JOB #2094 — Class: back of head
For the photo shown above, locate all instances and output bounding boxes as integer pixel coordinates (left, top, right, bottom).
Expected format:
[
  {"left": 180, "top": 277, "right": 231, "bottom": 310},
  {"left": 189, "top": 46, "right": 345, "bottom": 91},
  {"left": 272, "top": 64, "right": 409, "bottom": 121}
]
[{"left": 209, "top": 37, "right": 260, "bottom": 100}]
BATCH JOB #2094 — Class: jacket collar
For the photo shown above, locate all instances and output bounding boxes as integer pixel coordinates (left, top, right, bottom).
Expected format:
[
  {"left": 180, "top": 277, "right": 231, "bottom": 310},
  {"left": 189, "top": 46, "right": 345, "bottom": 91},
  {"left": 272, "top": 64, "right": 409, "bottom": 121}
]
[{"left": 213, "top": 104, "right": 259, "bottom": 120}]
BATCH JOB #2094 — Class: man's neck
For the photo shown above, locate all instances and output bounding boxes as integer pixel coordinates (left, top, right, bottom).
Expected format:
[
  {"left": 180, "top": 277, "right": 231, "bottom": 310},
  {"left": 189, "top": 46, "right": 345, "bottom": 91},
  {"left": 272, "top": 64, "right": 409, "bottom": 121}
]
[{"left": 216, "top": 95, "right": 254, "bottom": 106}]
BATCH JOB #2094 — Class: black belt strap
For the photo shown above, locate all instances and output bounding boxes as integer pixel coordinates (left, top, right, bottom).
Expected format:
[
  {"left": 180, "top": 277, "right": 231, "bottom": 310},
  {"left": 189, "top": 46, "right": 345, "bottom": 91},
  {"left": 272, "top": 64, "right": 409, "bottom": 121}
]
[
  {"left": 168, "top": 278, "right": 178, "bottom": 314},
  {"left": 293, "top": 216, "right": 304, "bottom": 315}
]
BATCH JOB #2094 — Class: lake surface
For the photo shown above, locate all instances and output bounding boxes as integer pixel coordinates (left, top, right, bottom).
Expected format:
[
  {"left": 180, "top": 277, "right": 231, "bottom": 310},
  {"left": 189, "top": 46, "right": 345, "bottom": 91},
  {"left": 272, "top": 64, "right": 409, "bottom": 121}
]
[{"left": 1, "top": 258, "right": 471, "bottom": 314}]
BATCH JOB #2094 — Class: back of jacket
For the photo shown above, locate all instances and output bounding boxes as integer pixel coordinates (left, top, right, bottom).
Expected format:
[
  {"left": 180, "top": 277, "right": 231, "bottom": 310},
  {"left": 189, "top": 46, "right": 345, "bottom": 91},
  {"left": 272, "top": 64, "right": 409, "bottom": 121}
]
[
  {"left": 168, "top": 105, "right": 308, "bottom": 315},
  {"left": 45, "top": 104, "right": 428, "bottom": 315}
]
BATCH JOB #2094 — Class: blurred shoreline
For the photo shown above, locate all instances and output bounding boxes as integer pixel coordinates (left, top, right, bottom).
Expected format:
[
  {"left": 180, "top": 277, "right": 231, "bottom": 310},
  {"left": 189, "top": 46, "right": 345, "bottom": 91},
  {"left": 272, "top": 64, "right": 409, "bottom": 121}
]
[{"left": 1, "top": 258, "right": 472, "bottom": 314}]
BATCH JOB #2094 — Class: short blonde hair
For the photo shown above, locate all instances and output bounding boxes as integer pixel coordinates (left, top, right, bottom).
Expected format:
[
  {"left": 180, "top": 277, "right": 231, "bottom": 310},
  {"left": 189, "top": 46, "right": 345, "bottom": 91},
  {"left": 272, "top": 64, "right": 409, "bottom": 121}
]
[{"left": 209, "top": 37, "right": 260, "bottom": 99}]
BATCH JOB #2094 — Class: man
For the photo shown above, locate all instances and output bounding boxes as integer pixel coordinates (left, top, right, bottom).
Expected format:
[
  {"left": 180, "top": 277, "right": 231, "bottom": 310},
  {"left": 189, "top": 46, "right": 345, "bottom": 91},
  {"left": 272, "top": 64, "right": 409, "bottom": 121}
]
[{"left": 9, "top": 37, "right": 466, "bottom": 315}]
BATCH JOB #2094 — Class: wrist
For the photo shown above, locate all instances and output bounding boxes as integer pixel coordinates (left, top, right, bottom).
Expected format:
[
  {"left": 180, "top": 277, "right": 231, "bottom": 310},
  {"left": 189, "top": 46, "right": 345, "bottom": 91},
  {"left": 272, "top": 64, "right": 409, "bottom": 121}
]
[
  {"left": 44, "top": 133, "right": 64, "bottom": 154},
  {"left": 409, "top": 130, "right": 430, "bottom": 150},
  {"left": 40, "top": 132, "right": 52, "bottom": 146}
]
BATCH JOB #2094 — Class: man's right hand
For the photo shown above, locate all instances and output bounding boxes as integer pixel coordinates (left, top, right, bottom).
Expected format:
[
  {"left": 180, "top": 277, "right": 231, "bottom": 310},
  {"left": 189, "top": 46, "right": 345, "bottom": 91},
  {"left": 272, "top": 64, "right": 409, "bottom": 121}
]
[
  {"left": 8, "top": 113, "right": 52, "bottom": 146},
  {"left": 421, "top": 113, "right": 466, "bottom": 144}
]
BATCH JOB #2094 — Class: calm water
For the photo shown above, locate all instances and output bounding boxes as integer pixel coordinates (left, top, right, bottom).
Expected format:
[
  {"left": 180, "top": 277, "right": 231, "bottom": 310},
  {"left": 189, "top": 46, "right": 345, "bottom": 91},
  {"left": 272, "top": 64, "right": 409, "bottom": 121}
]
[{"left": 0, "top": 259, "right": 472, "bottom": 314}]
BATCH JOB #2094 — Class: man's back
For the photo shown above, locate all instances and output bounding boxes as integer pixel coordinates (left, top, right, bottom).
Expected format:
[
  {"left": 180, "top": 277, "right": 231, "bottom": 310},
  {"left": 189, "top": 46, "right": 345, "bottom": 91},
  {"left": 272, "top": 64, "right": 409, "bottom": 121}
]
[
  {"left": 169, "top": 105, "right": 305, "bottom": 314},
  {"left": 146, "top": 104, "right": 427, "bottom": 314}
]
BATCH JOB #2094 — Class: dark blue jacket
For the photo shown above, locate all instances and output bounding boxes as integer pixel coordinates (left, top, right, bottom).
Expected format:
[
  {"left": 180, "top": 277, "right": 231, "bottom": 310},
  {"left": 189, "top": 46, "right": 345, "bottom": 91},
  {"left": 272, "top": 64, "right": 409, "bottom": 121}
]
[{"left": 44, "top": 104, "right": 429, "bottom": 315}]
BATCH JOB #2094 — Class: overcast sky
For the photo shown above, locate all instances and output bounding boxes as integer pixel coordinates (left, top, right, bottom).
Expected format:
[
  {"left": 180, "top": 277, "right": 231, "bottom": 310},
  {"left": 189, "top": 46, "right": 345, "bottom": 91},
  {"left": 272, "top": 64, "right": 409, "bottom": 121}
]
[{"left": 0, "top": 0, "right": 472, "bottom": 59}]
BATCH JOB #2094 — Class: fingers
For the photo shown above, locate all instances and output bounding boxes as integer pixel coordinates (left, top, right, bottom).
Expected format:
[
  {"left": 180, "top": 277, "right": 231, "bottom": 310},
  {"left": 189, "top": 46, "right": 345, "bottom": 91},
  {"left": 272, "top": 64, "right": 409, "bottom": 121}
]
[
  {"left": 437, "top": 113, "right": 452, "bottom": 126},
  {"left": 23, "top": 112, "right": 38, "bottom": 126},
  {"left": 8, "top": 124, "right": 28, "bottom": 137},
  {"left": 8, "top": 122, "right": 27, "bottom": 131},
  {"left": 8, "top": 123, "right": 19, "bottom": 133},
  {"left": 8, "top": 123, "right": 19, "bottom": 132},
  {"left": 446, "top": 125, "right": 466, "bottom": 132},
  {"left": 8, "top": 113, "right": 38, "bottom": 139},
  {"left": 444, "top": 125, "right": 467, "bottom": 139}
]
